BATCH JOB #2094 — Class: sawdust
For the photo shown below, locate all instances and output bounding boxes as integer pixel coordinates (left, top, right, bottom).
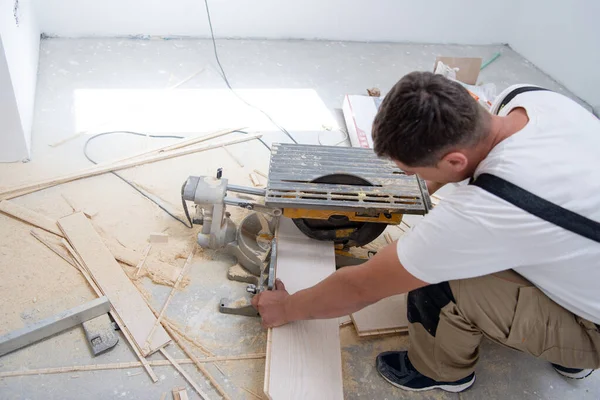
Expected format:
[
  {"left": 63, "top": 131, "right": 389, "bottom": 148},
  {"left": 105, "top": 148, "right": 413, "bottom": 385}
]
[
  {"left": 122, "top": 262, "right": 190, "bottom": 288},
  {"left": 0, "top": 213, "right": 95, "bottom": 335},
  {"left": 229, "top": 297, "right": 250, "bottom": 308},
  {"left": 227, "top": 264, "right": 257, "bottom": 284}
]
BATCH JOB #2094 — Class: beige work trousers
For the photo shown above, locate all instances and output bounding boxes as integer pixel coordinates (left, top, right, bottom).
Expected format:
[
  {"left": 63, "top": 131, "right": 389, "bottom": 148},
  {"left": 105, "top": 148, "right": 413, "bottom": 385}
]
[{"left": 408, "top": 270, "right": 600, "bottom": 382}]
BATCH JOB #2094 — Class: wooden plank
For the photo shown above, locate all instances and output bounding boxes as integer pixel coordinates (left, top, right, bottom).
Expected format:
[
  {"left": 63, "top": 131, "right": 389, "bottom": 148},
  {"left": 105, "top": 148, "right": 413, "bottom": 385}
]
[
  {"left": 264, "top": 217, "right": 343, "bottom": 400},
  {"left": 0, "top": 133, "right": 262, "bottom": 200},
  {"left": 61, "top": 239, "right": 159, "bottom": 382},
  {"left": 58, "top": 212, "right": 170, "bottom": 355},
  {"left": 0, "top": 200, "right": 62, "bottom": 236},
  {"left": 350, "top": 294, "right": 409, "bottom": 337},
  {"left": 0, "top": 297, "right": 110, "bottom": 357}
]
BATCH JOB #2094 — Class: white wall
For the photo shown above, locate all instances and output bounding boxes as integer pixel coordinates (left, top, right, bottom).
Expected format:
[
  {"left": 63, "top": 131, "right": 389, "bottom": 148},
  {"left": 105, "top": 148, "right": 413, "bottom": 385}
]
[
  {"left": 0, "top": 0, "right": 40, "bottom": 161},
  {"left": 509, "top": 0, "right": 600, "bottom": 109},
  {"left": 33, "top": 0, "right": 509, "bottom": 44}
]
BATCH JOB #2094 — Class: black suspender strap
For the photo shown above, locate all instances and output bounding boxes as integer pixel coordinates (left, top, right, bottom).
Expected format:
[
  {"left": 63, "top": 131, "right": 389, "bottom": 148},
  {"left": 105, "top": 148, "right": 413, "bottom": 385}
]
[
  {"left": 471, "top": 173, "right": 600, "bottom": 243},
  {"left": 495, "top": 86, "right": 549, "bottom": 115}
]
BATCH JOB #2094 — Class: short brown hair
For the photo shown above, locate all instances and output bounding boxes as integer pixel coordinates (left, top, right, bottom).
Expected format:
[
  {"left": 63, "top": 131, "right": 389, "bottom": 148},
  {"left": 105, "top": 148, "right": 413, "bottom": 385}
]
[{"left": 372, "top": 71, "right": 488, "bottom": 166}]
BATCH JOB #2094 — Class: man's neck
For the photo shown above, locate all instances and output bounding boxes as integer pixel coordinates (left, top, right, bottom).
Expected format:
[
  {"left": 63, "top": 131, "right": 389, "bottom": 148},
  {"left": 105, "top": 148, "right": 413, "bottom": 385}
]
[{"left": 464, "top": 108, "right": 530, "bottom": 176}]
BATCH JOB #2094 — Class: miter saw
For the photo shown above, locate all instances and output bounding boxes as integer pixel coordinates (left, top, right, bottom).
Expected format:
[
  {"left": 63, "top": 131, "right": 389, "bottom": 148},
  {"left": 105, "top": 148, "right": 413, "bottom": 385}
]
[{"left": 181, "top": 143, "right": 431, "bottom": 316}]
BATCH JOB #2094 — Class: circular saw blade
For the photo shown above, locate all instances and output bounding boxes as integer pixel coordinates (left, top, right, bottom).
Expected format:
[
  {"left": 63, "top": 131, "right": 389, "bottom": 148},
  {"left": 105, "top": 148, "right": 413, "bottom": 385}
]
[{"left": 292, "top": 173, "right": 388, "bottom": 247}]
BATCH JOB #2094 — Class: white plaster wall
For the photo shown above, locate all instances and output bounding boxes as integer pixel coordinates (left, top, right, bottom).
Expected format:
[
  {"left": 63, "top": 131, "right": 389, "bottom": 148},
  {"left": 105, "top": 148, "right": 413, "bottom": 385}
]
[
  {"left": 33, "top": 0, "right": 509, "bottom": 44},
  {"left": 509, "top": 0, "right": 599, "bottom": 109},
  {"left": 0, "top": 0, "right": 40, "bottom": 161}
]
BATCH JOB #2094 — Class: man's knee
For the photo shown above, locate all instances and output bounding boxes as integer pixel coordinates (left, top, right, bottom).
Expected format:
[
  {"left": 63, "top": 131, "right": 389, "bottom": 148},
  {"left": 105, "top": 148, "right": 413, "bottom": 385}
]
[{"left": 407, "top": 282, "right": 455, "bottom": 336}]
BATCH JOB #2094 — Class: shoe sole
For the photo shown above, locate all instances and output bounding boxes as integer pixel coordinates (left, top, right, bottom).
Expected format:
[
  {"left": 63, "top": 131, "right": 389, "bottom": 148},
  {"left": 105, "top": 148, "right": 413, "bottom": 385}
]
[
  {"left": 555, "top": 369, "right": 594, "bottom": 380},
  {"left": 377, "top": 368, "right": 475, "bottom": 393}
]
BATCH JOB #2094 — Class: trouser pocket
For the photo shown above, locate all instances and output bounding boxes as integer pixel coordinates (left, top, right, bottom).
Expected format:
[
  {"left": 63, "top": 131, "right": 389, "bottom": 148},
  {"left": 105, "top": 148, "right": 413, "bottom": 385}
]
[{"left": 505, "top": 286, "right": 546, "bottom": 356}]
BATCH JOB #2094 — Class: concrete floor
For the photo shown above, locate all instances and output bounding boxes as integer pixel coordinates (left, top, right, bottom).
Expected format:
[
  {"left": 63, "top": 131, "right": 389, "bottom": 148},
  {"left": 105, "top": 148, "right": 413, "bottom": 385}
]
[{"left": 0, "top": 38, "right": 598, "bottom": 399}]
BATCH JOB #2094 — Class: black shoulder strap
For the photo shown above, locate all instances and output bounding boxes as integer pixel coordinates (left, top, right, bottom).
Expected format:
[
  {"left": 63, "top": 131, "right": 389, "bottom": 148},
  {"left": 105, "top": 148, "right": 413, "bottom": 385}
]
[
  {"left": 495, "top": 86, "right": 549, "bottom": 115},
  {"left": 471, "top": 173, "right": 600, "bottom": 243}
]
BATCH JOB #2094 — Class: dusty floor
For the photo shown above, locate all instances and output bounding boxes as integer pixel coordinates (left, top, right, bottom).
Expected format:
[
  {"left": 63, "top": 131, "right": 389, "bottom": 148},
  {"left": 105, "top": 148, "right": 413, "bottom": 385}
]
[{"left": 0, "top": 38, "right": 598, "bottom": 399}]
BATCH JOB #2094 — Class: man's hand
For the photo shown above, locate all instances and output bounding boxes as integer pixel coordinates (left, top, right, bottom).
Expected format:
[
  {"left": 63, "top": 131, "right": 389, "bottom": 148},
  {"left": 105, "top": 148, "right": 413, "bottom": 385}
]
[{"left": 251, "top": 279, "right": 290, "bottom": 328}]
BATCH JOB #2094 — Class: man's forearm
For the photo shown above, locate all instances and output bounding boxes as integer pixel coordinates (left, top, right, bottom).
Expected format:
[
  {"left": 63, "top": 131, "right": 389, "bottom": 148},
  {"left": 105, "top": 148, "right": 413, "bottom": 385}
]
[
  {"left": 284, "top": 266, "right": 374, "bottom": 322},
  {"left": 281, "top": 243, "right": 428, "bottom": 323}
]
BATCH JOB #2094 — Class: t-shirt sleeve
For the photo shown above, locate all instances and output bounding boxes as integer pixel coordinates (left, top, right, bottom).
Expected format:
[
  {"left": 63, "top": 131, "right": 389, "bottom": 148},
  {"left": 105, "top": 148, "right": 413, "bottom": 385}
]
[{"left": 397, "top": 186, "right": 526, "bottom": 284}]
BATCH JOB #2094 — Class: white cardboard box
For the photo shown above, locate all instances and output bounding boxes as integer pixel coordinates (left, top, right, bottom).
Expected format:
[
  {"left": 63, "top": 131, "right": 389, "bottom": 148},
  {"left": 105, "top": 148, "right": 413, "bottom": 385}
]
[{"left": 342, "top": 95, "right": 381, "bottom": 149}]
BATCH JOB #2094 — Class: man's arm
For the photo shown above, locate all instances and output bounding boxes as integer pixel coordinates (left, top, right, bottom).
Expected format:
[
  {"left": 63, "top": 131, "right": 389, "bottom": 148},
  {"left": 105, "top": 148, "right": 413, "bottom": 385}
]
[{"left": 252, "top": 242, "right": 428, "bottom": 327}]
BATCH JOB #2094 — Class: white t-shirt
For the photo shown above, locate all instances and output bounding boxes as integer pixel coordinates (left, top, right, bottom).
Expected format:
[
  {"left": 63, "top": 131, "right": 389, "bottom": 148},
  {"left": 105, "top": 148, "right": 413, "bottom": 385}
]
[{"left": 397, "top": 85, "right": 600, "bottom": 324}]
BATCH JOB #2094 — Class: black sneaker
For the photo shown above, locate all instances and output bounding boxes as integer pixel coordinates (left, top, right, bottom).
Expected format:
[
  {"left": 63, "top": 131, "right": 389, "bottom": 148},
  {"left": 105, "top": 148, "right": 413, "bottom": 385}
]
[
  {"left": 551, "top": 363, "right": 594, "bottom": 379},
  {"left": 376, "top": 351, "right": 475, "bottom": 393}
]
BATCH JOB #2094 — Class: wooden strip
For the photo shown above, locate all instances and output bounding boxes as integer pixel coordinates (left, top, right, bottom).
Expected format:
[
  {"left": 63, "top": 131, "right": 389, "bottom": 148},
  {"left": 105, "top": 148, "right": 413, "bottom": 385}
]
[
  {"left": 0, "top": 297, "right": 110, "bottom": 357},
  {"left": 355, "top": 327, "right": 408, "bottom": 337},
  {"left": 135, "top": 244, "right": 152, "bottom": 277},
  {"left": 338, "top": 316, "right": 352, "bottom": 327},
  {"left": 30, "top": 230, "right": 77, "bottom": 269},
  {"left": 0, "top": 200, "right": 62, "bottom": 236},
  {"left": 384, "top": 232, "right": 393, "bottom": 245},
  {"left": 143, "top": 249, "right": 195, "bottom": 354},
  {"left": 0, "top": 353, "right": 266, "bottom": 378},
  {"left": 160, "top": 348, "right": 211, "bottom": 400},
  {"left": 350, "top": 294, "right": 408, "bottom": 337},
  {"left": 58, "top": 213, "right": 170, "bottom": 355},
  {"left": 61, "top": 243, "right": 159, "bottom": 383},
  {"left": 253, "top": 169, "right": 268, "bottom": 179},
  {"left": 249, "top": 173, "right": 261, "bottom": 187},
  {"left": 264, "top": 218, "right": 343, "bottom": 400},
  {"left": 0, "top": 133, "right": 261, "bottom": 200},
  {"left": 172, "top": 387, "right": 188, "bottom": 400},
  {"left": 165, "top": 323, "right": 231, "bottom": 400},
  {"left": 115, "top": 127, "right": 242, "bottom": 165}
]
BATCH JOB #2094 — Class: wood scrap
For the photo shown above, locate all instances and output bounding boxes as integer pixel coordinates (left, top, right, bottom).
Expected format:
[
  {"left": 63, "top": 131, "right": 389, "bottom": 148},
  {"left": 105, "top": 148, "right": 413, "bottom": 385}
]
[
  {"left": 135, "top": 244, "right": 153, "bottom": 278},
  {"left": 253, "top": 169, "right": 268, "bottom": 179},
  {"left": 58, "top": 212, "right": 171, "bottom": 356},
  {"left": 384, "top": 232, "right": 393, "bottom": 244},
  {"left": 97, "top": 127, "right": 243, "bottom": 167},
  {"left": 366, "top": 87, "right": 381, "bottom": 97},
  {"left": 338, "top": 315, "right": 352, "bottom": 327},
  {"left": 0, "top": 353, "right": 266, "bottom": 378},
  {"left": 160, "top": 348, "right": 211, "bottom": 400},
  {"left": 143, "top": 249, "right": 195, "bottom": 354},
  {"left": 172, "top": 387, "right": 188, "bottom": 400},
  {"left": 0, "top": 200, "right": 62, "bottom": 236},
  {"left": 61, "top": 242, "right": 159, "bottom": 383},
  {"left": 0, "top": 132, "right": 262, "bottom": 200},
  {"left": 164, "top": 322, "right": 230, "bottom": 400},
  {"left": 30, "top": 230, "right": 77, "bottom": 269},
  {"left": 249, "top": 173, "right": 261, "bottom": 187},
  {"left": 350, "top": 294, "right": 408, "bottom": 337},
  {"left": 149, "top": 232, "right": 169, "bottom": 244}
]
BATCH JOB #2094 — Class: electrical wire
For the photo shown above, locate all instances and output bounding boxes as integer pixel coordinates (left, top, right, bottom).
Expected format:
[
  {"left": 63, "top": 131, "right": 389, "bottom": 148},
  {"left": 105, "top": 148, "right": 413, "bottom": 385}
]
[
  {"left": 83, "top": 131, "right": 194, "bottom": 228},
  {"left": 202, "top": 0, "right": 298, "bottom": 145}
]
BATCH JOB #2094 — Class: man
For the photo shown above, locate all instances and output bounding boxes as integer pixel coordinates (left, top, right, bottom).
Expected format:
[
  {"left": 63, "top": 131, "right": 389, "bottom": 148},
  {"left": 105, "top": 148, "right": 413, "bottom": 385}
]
[{"left": 252, "top": 71, "right": 600, "bottom": 392}]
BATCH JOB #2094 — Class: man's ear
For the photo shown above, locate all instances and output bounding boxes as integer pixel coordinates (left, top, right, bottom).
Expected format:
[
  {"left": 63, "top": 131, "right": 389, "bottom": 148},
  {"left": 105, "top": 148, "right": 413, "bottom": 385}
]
[{"left": 440, "top": 151, "right": 469, "bottom": 173}]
